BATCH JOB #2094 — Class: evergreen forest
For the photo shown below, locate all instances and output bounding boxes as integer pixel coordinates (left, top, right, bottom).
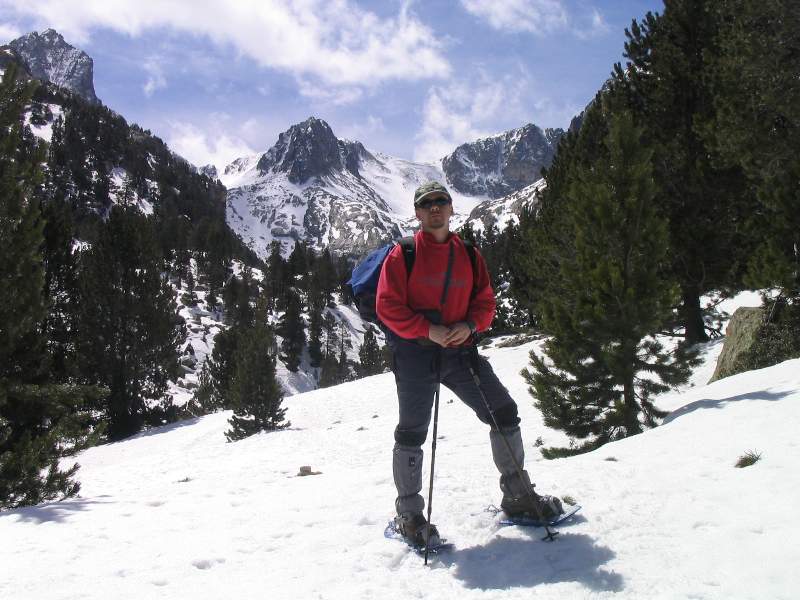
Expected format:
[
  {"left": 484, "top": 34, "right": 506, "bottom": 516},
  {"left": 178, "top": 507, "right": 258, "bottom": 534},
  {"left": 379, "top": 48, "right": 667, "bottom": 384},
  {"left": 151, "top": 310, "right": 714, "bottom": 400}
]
[{"left": 0, "top": 60, "right": 369, "bottom": 508}]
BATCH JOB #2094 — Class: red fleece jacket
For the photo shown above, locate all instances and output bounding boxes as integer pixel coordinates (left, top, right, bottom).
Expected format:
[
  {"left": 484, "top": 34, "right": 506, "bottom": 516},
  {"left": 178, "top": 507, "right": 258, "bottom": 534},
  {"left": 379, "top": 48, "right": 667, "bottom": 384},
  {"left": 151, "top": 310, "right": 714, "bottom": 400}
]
[{"left": 375, "top": 230, "right": 496, "bottom": 341}]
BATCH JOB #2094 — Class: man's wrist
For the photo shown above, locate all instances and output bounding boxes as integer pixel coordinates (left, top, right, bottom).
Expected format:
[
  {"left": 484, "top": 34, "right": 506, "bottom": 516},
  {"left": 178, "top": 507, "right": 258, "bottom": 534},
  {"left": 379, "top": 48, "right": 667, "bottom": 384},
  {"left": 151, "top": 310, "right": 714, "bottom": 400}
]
[{"left": 466, "top": 319, "right": 477, "bottom": 335}]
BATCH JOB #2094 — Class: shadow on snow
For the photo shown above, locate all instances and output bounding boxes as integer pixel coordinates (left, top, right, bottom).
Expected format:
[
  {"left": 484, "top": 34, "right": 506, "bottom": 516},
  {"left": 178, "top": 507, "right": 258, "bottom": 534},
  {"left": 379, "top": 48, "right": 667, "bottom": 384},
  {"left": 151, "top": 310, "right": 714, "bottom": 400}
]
[
  {"left": 663, "top": 388, "right": 792, "bottom": 425},
  {"left": 439, "top": 532, "right": 623, "bottom": 593},
  {"left": 1, "top": 496, "right": 112, "bottom": 524}
]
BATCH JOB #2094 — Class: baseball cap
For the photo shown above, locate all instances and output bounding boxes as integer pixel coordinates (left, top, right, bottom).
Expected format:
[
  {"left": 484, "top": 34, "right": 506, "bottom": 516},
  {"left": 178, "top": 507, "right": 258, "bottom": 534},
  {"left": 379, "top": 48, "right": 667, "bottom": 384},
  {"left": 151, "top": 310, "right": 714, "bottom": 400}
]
[{"left": 413, "top": 181, "right": 452, "bottom": 207}]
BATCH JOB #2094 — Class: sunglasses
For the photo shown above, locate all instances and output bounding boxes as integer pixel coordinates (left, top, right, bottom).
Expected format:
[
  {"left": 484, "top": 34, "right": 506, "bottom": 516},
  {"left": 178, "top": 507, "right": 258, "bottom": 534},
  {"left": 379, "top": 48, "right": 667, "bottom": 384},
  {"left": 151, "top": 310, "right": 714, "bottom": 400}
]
[{"left": 416, "top": 196, "right": 452, "bottom": 210}]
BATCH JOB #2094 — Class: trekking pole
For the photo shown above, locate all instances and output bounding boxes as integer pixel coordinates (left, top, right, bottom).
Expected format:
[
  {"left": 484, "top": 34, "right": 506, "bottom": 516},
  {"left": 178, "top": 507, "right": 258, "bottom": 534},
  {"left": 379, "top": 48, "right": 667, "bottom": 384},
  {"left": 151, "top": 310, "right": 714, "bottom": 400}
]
[
  {"left": 424, "top": 351, "right": 442, "bottom": 565},
  {"left": 467, "top": 354, "right": 559, "bottom": 542}
]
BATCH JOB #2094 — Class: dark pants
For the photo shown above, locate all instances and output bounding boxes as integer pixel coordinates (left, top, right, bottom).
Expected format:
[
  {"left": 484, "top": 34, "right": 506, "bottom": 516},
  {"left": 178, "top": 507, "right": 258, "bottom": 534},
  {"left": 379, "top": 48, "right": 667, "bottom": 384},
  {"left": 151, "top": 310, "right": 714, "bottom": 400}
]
[
  {"left": 389, "top": 336, "right": 521, "bottom": 515},
  {"left": 391, "top": 338, "right": 519, "bottom": 446}
]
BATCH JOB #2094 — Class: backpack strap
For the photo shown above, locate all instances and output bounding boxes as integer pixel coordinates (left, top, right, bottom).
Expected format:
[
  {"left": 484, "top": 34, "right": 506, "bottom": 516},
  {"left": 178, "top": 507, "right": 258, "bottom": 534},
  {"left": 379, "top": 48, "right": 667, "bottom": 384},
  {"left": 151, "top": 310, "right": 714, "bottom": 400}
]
[
  {"left": 397, "top": 236, "right": 478, "bottom": 281},
  {"left": 397, "top": 236, "right": 416, "bottom": 279},
  {"left": 462, "top": 240, "right": 477, "bottom": 274},
  {"left": 462, "top": 239, "right": 479, "bottom": 299}
]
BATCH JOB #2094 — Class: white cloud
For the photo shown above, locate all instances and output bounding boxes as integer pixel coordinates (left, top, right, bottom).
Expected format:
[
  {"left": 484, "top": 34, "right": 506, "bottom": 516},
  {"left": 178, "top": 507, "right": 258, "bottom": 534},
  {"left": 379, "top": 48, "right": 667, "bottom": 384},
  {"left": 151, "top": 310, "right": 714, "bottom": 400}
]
[
  {"left": 142, "top": 57, "right": 166, "bottom": 97},
  {"left": 460, "top": 0, "right": 569, "bottom": 34},
  {"left": 2, "top": 0, "right": 451, "bottom": 88},
  {"left": 574, "top": 7, "right": 610, "bottom": 39},
  {"left": 0, "top": 22, "right": 22, "bottom": 42},
  {"left": 338, "top": 115, "right": 385, "bottom": 143},
  {"left": 412, "top": 66, "right": 583, "bottom": 163},
  {"left": 413, "top": 71, "right": 534, "bottom": 163},
  {"left": 296, "top": 78, "right": 363, "bottom": 106},
  {"left": 460, "top": 0, "right": 610, "bottom": 39},
  {"left": 168, "top": 120, "right": 258, "bottom": 174}
]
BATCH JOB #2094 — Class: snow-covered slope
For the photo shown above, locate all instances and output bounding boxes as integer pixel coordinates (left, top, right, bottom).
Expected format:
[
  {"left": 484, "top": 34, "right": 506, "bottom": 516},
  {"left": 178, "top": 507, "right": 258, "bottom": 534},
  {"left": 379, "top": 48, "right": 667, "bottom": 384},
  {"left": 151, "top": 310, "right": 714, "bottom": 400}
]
[
  {"left": 3, "top": 300, "right": 798, "bottom": 599},
  {"left": 464, "top": 177, "right": 547, "bottom": 232},
  {"left": 220, "top": 118, "right": 517, "bottom": 259},
  {"left": 167, "top": 261, "right": 372, "bottom": 403}
]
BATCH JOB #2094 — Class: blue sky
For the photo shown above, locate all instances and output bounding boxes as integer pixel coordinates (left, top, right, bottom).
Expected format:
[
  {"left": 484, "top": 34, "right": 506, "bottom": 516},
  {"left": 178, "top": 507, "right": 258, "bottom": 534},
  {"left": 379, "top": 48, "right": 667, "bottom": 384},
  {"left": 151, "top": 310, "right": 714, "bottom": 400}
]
[{"left": 1, "top": 1, "right": 663, "bottom": 171}]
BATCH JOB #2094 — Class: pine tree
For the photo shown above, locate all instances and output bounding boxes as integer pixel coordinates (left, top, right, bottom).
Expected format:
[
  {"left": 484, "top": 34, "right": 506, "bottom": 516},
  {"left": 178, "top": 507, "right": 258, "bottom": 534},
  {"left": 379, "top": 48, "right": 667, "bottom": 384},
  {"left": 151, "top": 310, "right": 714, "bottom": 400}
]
[
  {"left": 337, "top": 321, "right": 353, "bottom": 383},
  {"left": 181, "top": 268, "right": 199, "bottom": 307},
  {"left": 358, "top": 325, "right": 384, "bottom": 376},
  {"left": 40, "top": 196, "right": 80, "bottom": 380},
  {"left": 265, "top": 241, "right": 285, "bottom": 312},
  {"left": 0, "top": 65, "right": 100, "bottom": 509},
  {"left": 222, "top": 272, "right": 254, "bottom": 328},
  {"left": 707, "top": 0, "right": 800, "bottom": 298},
  {"left": 172, "top": 224, "right": 191, "bottom": 288},
  {"left": 76, "top": 206, "right": 183, "bottom": 441},
  {"left": 225, "top": 310, "right": 288, "bottom": 441},
  {"left": 510, "top": 99, "right": 609, "bottom": 329},
  {"left": 205, "top": 286, "right": 219, "bottom": 314},
  {"left": 190, "top": 327, "right": 240, "bottom": 413},
  {"left": 523, "top": 111, "right": 698, "bottom": 457},
  {"left": 307, "top": 294, "right": 325, "bottom": 369},
  {"left": 278, "top": 288, "right": 305, "bottom": 372},
  {"left": 322, "top": 312, "right": 338, "bottom": 354},
  {"left": 337, "top": 349, "right": 350, "bottom": 384},
  {"left": 613, "top": 1, "right": 756, "bottom": 343},
  {"left": 318, "top": 352, "right": 340, "bottom": 388},
  {"left": 287, "top": 241, "right": 308, "bottom": 289},
  {"left": 318, "top": 249, "right": 338, "bottom": 305}
]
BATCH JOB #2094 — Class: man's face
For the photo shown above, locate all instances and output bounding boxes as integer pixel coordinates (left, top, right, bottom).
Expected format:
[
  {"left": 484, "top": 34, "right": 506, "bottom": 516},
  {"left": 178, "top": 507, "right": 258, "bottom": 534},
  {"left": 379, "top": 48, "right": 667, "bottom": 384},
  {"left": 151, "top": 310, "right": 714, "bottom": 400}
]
[{"left": 415, "top": 196, "right": 453, "bottom": 232}]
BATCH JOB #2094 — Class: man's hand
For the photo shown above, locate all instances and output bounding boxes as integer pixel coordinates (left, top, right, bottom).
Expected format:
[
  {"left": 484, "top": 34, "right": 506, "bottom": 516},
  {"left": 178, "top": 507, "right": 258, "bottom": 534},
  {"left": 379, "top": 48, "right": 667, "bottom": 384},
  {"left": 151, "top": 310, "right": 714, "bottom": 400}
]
[
  {"left": 428, "top": 324, "right": 451, "bottom": 347},
  {"left": 443, "top": 321, "right": 471, "bottom": 347}
]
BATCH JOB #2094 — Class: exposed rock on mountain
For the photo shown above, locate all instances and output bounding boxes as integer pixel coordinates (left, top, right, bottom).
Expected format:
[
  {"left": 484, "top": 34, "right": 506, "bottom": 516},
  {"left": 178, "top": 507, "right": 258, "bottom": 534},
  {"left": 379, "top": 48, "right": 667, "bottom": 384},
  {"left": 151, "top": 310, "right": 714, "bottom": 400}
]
[
  {"left": 464, "top": 178, "right": 546, "bottom": 232},
  {"left": 222, "top": 118, "right": 571, "bottom": 259},
  {"left": 6, "top": 29, "right": 99, "bottom": 104},
  {"left": 256, "top": 117, "right": 373, "bottom": 183},
  {"left": 225, "top": 153, "right": 407, "bottom": 259},
  {"left": 223, "top": 117, "right": 481, "bottom": 259},
  {"left": 199, "top": 164, "right": 219, "bottom": 179},
  {"left": 441, "top": 124, "right": 563, "bottom": 198}
]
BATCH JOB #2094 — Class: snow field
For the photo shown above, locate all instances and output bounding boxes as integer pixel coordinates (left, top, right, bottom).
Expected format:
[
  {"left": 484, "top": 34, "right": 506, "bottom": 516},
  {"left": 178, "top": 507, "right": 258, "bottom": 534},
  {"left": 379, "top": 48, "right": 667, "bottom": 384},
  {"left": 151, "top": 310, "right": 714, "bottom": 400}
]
[{"left": 2, "top": 301, "right": 799, "bottom": 599}]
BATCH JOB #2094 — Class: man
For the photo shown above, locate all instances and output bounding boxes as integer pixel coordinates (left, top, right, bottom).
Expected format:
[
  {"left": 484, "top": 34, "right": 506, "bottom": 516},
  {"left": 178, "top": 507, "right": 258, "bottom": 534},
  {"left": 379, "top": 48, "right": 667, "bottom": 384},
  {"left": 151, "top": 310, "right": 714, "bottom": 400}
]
[{"left": 376, "top": 181, "right": 563, "bottom": 546}]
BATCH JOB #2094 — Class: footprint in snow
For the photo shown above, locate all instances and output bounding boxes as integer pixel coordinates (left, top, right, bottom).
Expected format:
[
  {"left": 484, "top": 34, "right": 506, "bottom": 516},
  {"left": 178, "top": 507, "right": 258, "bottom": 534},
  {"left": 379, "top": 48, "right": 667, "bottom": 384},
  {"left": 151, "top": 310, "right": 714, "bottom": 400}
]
[{"left": 191, "top": 558, "right": 226, "bottom": 570}]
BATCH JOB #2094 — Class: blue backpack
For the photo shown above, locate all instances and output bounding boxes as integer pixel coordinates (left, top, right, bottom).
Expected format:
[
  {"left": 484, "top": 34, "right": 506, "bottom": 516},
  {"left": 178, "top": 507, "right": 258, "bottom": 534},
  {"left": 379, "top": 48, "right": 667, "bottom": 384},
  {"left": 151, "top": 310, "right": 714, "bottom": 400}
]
[{"left": 347, "top": 236, "right": 477, "bottom": 325}]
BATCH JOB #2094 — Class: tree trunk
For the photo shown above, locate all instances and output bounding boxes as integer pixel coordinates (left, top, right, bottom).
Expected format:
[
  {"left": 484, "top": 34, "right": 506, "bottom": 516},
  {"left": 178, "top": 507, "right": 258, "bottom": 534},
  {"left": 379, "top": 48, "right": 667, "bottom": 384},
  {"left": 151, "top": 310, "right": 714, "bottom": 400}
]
[
  {"left": 681, "top": 284, "right": 709, "bottom": 345},
  {"left": 622, "top": 376, "right": 642, "bottom": 436}
]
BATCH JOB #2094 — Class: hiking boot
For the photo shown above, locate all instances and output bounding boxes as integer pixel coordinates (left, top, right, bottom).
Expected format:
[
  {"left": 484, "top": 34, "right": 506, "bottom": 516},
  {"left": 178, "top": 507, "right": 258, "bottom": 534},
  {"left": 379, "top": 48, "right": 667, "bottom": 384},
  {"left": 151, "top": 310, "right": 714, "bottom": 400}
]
[
  {"left": 501, "top": 492, "right": 564, "bottom": 520},
  {"left": 500, "top": 470, "right": 564, "bottom": 519},
  {"left": 394, "top": 512, "right": 441, "bottom": 547}
]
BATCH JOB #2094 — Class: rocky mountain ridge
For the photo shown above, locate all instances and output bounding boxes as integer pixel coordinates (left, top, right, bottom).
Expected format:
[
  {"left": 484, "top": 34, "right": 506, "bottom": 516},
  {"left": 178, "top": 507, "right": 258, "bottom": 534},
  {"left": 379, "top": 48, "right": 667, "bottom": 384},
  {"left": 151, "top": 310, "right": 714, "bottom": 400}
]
[
  {"left": 4, "top": 28, "right": 99, "bottom": 104},
  {"left": 465, "top": 178, "right": 547, "bottom": 232},
  {"left": 256, "top": 117, "right": 373, "bottom": 183},
  {"left": 441, "top": 123, "right": 562, "bottom": 198},
  {"left": 222, "top": 116, "right": 557, "bottom": 259},
  {"left": 5, "top": 27, "right": 557, "bottom": 258}
]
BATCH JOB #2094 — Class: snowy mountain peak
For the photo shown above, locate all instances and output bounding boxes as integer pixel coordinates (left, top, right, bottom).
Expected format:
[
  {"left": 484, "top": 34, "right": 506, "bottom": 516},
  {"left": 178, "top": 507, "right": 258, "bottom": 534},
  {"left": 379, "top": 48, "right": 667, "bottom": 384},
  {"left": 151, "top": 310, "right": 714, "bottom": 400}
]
[
  {"left": 256, "top": 116, "right": 371, "bottom": 184},
  {"left": 223, "top": 118, "right": 560, "bottom": 259},
  {"left": 442, "top": 123, "right": 563, "bottom": 198},
  {"left": 199, "top": 164, "right": 219, "bottom": 179},
  {"left": 7, "top": 29, "right": 99, "bottom": 104}
]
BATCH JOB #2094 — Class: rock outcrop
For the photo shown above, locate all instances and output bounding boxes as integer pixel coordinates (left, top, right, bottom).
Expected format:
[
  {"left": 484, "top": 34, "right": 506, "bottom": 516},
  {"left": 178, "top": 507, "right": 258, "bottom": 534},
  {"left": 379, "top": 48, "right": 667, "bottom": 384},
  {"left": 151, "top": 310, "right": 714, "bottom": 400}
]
[
  {"left": 709, "top": 307, "right": 764, "bottom": 383},
  {"left": 441, "top": 124, "right": 563, "bottom": 198},
  {"left": 7, "top": 29, "right": 99, "bottom": 104}
]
